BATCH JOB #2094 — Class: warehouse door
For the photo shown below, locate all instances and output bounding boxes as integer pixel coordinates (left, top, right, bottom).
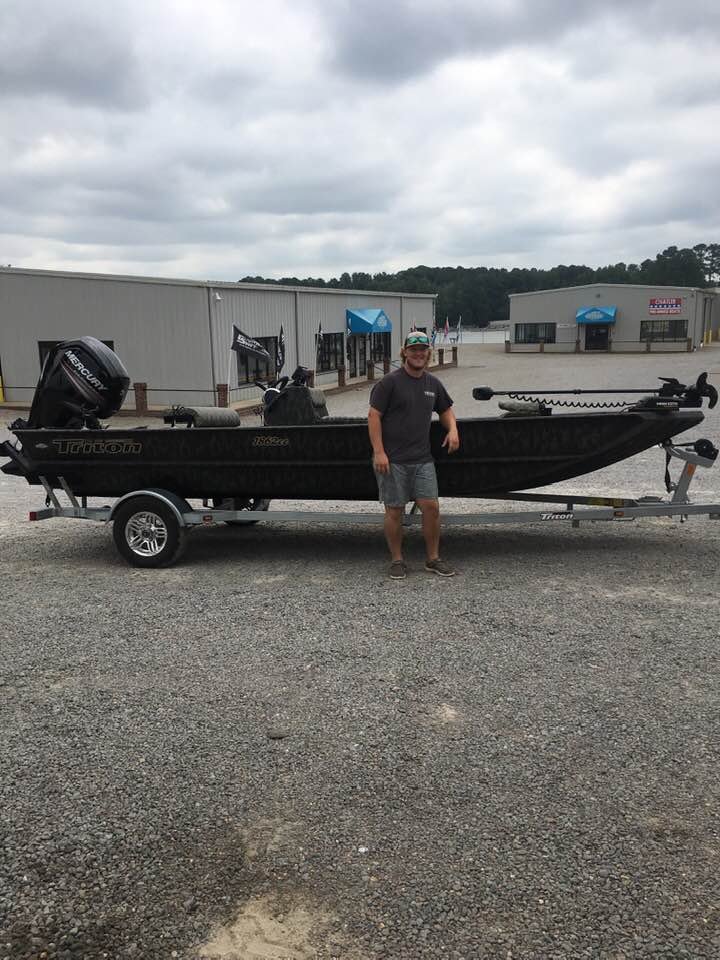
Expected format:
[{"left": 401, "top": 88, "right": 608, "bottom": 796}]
[
  {"left": 584, "top": 325, "right": 609, "bottom": 351},
  {"left": 347, "top": 334, "right": 367, "bottom": 378}
]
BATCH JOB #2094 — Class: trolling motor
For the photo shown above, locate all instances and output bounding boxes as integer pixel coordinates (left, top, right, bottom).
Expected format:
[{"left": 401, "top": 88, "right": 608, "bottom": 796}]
[
  {"left": 655, "top": 373, "right": 718, "bottom": 407},
  {"left": 11, "top": 337, "right": 130, "bottom": 430},
  {"left": 472, "top": 373, "right": 718, "bottom": 412}
]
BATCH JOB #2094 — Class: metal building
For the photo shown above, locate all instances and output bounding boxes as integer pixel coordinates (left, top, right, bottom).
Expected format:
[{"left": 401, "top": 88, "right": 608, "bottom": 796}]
[
  {"left": 508, "top": 283, "right": 717, "bottom": 353},
  {"left": 0, "top": 268, "right": 436, "bottom": 407}
]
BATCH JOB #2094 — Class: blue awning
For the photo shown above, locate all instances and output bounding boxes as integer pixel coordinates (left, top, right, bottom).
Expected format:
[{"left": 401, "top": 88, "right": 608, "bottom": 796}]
[
  {"left": 576, "top": 305, "right": 617, "bottom": 325},
  {"left": 346, "top": 308, "right": 392, "bottom": 334}
]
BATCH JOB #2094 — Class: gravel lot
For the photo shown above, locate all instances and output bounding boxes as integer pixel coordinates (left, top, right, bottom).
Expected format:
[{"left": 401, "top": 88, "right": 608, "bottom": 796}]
[{"left": 2, "top": 346, "right": 719, "bottom": 960}]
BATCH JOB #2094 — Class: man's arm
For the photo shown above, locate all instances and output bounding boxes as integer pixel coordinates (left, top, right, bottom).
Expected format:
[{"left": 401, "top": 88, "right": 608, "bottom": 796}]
[
  {"left": 439, "top": 406, "right": 460, "bottom": 453},
  {"left": 368, "top": 406, "right": 390, "bottom": 473}
]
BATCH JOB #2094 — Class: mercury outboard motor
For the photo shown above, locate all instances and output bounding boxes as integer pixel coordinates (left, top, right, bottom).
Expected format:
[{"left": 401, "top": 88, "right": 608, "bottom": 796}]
[{"left": 21, "top": 337, "right": 130, "bottom": 429}]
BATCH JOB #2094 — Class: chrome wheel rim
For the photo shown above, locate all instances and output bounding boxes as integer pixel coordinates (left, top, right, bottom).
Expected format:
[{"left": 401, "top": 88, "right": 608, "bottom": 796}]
[{"left": 125, "top": 511, "right": 168, "bottom": 557}]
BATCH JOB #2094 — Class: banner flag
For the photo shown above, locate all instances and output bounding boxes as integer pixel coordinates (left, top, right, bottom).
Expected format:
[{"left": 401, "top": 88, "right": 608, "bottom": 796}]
[
  {"left": 276, "top": 325, "right": 285, "bottom": 372},
  {"left": 230, "top": 325, "right": 271, "bottom": 362}
]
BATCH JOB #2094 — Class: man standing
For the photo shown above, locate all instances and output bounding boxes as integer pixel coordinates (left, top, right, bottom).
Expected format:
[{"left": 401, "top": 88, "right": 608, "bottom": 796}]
[{"left": 368, "top": 330, "right": 460, "bottom": 579}]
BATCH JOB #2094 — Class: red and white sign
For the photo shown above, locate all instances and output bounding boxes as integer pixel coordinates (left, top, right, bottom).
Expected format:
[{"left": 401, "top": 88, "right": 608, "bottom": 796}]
[{"left": 649, "top": 297, "right": 682, "bottom": 315}]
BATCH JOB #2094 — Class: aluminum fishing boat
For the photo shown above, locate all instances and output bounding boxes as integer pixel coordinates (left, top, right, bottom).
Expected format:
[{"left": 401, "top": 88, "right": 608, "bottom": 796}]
[
  {"left": 3, "top": 337, "right": 718, "bottom": 568},
  {"left": 1, "top": 337, "right": 716, "bottom": 502}
]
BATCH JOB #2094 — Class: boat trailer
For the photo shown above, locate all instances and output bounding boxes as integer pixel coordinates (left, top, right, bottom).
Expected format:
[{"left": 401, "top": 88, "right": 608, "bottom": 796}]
[{"left": 25, "top": 439, "right": 720, "bottom": 568}]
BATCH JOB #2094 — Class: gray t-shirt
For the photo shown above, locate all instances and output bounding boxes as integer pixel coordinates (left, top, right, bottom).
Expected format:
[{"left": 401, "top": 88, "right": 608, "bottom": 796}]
[{"left": 369, "top": 368, "right": 453, "bottom": 463}]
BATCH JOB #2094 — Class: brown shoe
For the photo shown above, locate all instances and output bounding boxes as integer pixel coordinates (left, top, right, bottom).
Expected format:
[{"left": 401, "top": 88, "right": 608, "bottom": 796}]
[
  {"left": 389, "top": 560, "right": 407, "bottom": 580},
  {"left": 425, "top": 558, "right": 455, "bottom": 577}
]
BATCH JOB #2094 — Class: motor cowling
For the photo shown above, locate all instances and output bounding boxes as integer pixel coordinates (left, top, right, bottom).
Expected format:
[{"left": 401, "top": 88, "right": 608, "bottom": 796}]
[{"left": 24, "top": 337, "right": 130, "bottom": 429}]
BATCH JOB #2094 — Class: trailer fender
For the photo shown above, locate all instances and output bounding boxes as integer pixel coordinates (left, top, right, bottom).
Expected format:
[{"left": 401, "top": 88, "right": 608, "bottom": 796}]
[{"left": 109, "top": 489, "right": 192, "bottom": 527}]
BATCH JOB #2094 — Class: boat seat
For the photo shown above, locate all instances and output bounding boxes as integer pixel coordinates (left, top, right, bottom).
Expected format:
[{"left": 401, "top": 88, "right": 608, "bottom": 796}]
[
  {"left": 320, "top": 416, "right": 367, "bottom": 424},
  {"left": 264, "top": 385, "right": 329, "bottom": 425},
  {"left": 498, "top": 400, "right": 546, "bottom": 417},
  {"left": 163, "top": 406, "right": 242, "bottom": 427}
]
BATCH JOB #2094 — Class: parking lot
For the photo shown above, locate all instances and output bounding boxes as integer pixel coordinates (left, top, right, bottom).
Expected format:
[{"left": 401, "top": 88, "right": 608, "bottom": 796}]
[{"left": 2, "top": 346, "right": 719, "bottom": 959}]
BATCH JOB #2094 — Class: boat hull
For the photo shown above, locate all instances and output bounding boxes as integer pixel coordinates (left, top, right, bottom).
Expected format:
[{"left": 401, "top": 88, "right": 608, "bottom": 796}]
[{"left": 3, "top": 409, "right": 704, "bottom": 499}]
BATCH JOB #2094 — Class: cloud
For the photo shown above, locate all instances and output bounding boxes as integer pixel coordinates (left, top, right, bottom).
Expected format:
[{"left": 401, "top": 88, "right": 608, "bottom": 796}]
[
  {"left": 321, "top": 0, "right": 647, "bottom": 83},
  {"left": 0, "top": 1, "right": 149, "bottom": 109},
  {"left": 0, "top": 0, "right": 719, "bottom": 280}
]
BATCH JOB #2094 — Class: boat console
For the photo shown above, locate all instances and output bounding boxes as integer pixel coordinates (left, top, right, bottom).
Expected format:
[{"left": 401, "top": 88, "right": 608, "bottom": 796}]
[{"left": 262, "top": 382, "right": 329, "bottom": 425}]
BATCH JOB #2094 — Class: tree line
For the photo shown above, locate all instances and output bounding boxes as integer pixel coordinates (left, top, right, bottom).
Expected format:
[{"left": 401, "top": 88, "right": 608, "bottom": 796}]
[{"left": 241, "top": 243, "right": 720, "bottom": 328}]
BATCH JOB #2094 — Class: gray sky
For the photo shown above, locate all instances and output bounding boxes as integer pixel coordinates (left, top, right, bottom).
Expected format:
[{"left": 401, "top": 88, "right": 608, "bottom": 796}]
[{"left": 1, "top": 0, "right": 719, "bottom": 281}]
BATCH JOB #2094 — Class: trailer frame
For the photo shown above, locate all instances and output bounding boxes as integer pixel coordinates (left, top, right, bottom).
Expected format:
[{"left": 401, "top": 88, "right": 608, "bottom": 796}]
[{"left": 25, "top": 440, "right": 720, "bottom": 567}]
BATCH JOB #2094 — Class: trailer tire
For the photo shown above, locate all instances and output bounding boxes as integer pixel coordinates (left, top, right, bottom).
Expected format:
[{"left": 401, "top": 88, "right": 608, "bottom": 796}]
[
  {"left": 112, "top": 496, "right": 186, "bottom": 567},
  {"left": 212, "top": 497, "right": 271, "bottom": 525}
]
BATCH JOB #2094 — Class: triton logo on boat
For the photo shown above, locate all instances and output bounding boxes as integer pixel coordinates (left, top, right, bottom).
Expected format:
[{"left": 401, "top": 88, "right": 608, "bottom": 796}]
[
  {"left": 541, "top": 512, "right": 574, "bottom": 520},
  {"left": 63, "top": 350, "right": 107, "bottom": 392},
  {"left": 51, "top": 439, "right": 143, "bottom": 455},
  {"left": 253, "top": 435, "right": 289, "bottom": 447}
]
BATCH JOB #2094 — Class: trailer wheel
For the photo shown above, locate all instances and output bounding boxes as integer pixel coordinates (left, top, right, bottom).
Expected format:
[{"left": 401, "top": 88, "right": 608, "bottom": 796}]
[
  {"left": 112, "top": 496, "right": 186, "bottom": 567},
  {"left": 212, "top": 497, "right": 271, "bottom": 526}
]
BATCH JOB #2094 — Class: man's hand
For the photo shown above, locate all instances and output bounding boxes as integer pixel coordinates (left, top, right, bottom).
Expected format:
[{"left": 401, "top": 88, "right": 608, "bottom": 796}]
[
  {"left": 373, "top": 451, "right": 390, "bottom": 474},
  {"left": 441, "top": 427, "right": 460, "bottom": 454},
  {"left": 368, "top": 406, "right": 389, "bottom": 473},
  {"left": 439, "top": 407, "right": 459, "bottom": 454}
]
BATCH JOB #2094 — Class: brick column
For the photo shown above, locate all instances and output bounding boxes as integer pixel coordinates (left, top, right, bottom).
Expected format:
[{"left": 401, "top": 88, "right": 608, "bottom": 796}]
[
  {"left": 505, "top": 340, "right": 511, "bottom": 354},
  {"left": 133, "top": 382, "right": 148, "bottom": 415},
  {"left": 337, "top": 366, "right": 346, "bottom": 388},
  {"left": 539, "top": 341, "right": 545, "bottom": 353},
  {"left": 451, "top": 346, "right": 458, "bottom": 366},
  {"left": 216, "top": 383, "right": 228, "bottom": 407},
  {"left": 687, "top": 337, "right": 693, "bottom": 352},
  {"left": 646, "top": 340, "right": 651, "bottom": 353},
  {"left": 438, "top": 348, "right": 444, "bottom": 366},
  {"left": 307, "top": 371, "right": 315, "bottom": 387},
  {"left": 383, "top": 357, "right": 390, "bottom": 374},
  {"left": 367, "top": 361, "right": 375, "bottom": 381},
  {"left": 574, "top": 339, "right": 581, "bottom": 353}
]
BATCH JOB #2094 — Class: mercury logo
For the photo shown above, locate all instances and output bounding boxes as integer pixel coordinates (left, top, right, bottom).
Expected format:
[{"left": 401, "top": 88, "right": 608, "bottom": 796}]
[{"left": 64, "top": 350, "right": 107, "bottom": 392}]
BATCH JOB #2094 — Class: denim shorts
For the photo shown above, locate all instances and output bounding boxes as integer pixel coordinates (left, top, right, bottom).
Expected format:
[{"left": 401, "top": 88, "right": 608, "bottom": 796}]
[{"left": 375, "top": 462, "right": 438, "bottom": 507}]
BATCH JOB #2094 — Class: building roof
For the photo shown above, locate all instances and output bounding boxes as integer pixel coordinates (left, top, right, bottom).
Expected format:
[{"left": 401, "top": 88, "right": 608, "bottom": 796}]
[
  {"left": 508, "top": 282, "right": 710, "bottom": 299},
  {"left": 0, "top": 266, "right": 436, "bottom": 299}
]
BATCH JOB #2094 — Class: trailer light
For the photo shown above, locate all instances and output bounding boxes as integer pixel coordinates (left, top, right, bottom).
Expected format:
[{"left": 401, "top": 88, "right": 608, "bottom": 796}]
[{"left": 29, "top": 511, "right": 38, "bottom": 521}]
